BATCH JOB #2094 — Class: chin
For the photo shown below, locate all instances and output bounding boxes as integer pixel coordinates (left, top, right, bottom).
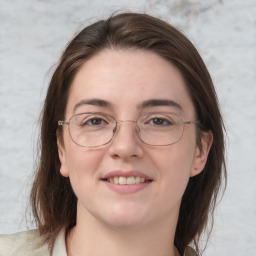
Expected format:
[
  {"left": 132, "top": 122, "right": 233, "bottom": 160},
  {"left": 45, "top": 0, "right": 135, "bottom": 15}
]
[
  {"left": 98, "top": 203, "right": 149, "bottom": 229},
  {"left": 103, "top": 216, "right": 146, "bottom": 230}
]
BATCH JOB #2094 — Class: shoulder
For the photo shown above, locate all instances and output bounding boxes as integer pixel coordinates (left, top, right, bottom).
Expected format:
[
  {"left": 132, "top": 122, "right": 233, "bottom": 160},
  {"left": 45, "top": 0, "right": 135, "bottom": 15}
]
[
  {"left": 0, "top": 229, "right": 50, "bottom": 256},
  {"left": 184, "top": 246, "right": 198, "bottom": 256}
]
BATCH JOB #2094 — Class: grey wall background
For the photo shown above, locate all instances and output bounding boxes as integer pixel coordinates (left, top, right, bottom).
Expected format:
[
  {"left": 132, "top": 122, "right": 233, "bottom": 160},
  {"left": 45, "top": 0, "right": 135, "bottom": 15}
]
[{"left": 0, "top": 0, "right": 255, "bottom": 255}]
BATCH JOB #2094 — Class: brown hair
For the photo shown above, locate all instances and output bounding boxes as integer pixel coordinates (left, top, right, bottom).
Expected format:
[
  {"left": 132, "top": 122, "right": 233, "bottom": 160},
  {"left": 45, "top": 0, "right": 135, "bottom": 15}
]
[{"left": 30, "top": 12, "right": 226, "bottom": 255}]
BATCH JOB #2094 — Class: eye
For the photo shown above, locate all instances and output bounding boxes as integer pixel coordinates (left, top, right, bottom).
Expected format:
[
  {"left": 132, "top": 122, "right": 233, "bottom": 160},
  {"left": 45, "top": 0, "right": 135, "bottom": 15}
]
[
  {"left": 149, "top": 117, "right": 172, "bottom": 126},
  {"left": 83, "top": 117, "right": 108, "bottom": 126},
  {"left": 140, "top": 113, "right": 177, "bottom": 128}
]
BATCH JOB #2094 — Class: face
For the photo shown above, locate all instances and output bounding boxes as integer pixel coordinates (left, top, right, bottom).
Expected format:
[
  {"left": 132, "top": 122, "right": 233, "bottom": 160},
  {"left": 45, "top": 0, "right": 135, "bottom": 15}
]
[{"left": 58, "top": 49, "right": 212, "bottom": 230}]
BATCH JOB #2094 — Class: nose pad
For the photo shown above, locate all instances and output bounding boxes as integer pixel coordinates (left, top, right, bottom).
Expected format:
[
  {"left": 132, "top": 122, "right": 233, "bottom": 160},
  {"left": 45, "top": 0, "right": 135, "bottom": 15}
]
[
  {"left": 135, "top": 124, "right": 140, "bottom": 133},
  {"left": 113, "top": 126, "right": 117, "bottom": 134}
]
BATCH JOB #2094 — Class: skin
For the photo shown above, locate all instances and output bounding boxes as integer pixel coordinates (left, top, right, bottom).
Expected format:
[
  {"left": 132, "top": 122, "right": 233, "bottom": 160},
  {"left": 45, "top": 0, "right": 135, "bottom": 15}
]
[{"left": 58, "top": 49, "right": 212, "bottom": 256}]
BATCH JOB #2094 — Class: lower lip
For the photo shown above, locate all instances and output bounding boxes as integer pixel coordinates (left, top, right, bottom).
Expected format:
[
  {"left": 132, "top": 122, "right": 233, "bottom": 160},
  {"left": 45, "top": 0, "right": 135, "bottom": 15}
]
[{"left": 102, "top": 181, "right": 151, "bottom": 194}]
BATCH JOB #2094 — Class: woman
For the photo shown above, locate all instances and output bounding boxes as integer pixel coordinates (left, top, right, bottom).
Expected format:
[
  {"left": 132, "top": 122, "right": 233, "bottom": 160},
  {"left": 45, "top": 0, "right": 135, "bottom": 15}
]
[{"left": 0, "top": 13, "right": 226, "bottom": 256}]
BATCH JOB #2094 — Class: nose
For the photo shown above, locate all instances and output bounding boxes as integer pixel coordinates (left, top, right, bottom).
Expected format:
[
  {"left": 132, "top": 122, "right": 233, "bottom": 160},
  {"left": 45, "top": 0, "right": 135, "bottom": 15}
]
[{"left": 108, "top": 120, "right": 144, "bottom": 159}]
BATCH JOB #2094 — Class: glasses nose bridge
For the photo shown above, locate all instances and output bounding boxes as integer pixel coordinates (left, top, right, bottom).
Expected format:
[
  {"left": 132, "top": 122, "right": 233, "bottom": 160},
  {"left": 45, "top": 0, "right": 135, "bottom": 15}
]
[
  {"left": 116, "top": 119, "right": 137, "bottom": 125},
  {"left": 116, "top": 119, "right": 139, "bottom": 130},
  {"left": 114, "top": 119, "right": 139, "bottom": 134}
]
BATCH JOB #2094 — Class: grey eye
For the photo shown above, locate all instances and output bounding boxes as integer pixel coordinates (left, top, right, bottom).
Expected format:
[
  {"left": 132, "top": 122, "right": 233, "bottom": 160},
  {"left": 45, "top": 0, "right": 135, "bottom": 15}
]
[
  {"left": 147, "top": 117, "right": 173, "bottom": 126},
  {"left": 86, "top": 118, "right": 107, "bottom": 126}
]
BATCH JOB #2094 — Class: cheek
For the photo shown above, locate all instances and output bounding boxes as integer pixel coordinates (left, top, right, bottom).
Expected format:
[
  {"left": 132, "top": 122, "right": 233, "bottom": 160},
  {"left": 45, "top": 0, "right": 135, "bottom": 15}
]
[
  {"left": 150, "top": 140, "right": 196, "bottom": 199},
  {"left": 64, "top": 146, "right": 106, "bottom": 192},
  {"left": 63, "top": 124, "right": 105, "bottom": 173},
  {"left": 66, "top": 147, "right": 104, "bottom": 174},
  {"left": 153, "top": 141, "right": 195, "bottom": 174}
]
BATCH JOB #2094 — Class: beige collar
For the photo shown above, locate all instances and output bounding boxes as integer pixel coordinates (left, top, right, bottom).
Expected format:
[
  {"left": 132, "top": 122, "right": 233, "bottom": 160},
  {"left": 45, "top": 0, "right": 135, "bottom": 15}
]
[{"left": 52, "top": 228, "right": 67, "bottom": 256}]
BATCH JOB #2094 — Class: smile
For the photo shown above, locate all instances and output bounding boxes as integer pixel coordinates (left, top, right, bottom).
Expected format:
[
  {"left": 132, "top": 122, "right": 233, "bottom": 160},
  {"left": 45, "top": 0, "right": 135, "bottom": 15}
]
[
  {"left": 101, "top": 171, "right": 153, "bottom": 194},
  {"left": 106, "top": 176, "right": 149, "bottom": 185}
]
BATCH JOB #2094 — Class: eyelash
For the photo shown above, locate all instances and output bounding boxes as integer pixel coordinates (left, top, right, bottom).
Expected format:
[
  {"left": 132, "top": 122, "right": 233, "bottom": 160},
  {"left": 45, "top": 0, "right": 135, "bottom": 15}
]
[
  {"left": 147, "top": 117, "right": 172, "bottom": 126},
  {"left": 82, "top": 117, "right": 108, "bottom": 126}
]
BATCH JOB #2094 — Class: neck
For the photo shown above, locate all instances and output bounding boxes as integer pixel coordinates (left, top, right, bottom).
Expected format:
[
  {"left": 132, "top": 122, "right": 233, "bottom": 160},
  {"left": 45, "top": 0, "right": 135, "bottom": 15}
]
[{"left": 66, "top": 204, "right": 180, "bottom": 256}]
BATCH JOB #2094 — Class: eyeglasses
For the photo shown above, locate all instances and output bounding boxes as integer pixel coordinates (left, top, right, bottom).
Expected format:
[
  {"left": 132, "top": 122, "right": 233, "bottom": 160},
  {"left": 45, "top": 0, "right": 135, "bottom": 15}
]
[{"left": 58, "top": 112, "right": 199, "bottom": 147}]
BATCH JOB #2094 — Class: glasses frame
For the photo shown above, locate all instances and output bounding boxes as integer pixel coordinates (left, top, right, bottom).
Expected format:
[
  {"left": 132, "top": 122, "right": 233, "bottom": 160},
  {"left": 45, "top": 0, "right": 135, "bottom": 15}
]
[{"left": 58, "top": 112, "right": 200, "bottom": 148}]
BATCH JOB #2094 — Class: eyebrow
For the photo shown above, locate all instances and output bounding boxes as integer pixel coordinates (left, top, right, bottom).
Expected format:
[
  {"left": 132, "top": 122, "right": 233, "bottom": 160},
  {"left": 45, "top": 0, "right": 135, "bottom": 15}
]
[
  {"left": 73, "top": 99, "right": 113, "bottom": 113},
  {"left": 73, "top": 98, "right": 182, "bottom": 113},
  {"left": 140, "top": 99, "right": 183, "bottom": 111}
]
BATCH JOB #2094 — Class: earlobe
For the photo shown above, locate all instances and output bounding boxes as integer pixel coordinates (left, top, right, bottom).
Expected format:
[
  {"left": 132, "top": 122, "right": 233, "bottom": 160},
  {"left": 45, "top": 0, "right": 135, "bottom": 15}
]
[
  {"left": 60, "top": 164, "right": 69, "bottom": 178},
  {"left": 190, "top": 131, "right": 213, "bottom": 177},
  {"left": 57, "top": 135, "right": 69, "bottom": 177}
]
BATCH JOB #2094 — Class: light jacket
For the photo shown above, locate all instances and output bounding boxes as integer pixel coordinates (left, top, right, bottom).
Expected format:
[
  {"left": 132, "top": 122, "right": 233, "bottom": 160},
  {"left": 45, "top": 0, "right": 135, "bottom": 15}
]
[{"left": 0, "top": 229, "right": 198, "bottom": 256}]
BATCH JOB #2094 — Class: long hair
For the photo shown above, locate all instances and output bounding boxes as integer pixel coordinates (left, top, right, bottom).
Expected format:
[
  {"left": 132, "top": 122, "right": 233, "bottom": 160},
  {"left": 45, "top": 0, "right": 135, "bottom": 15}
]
[{"left": 30, "top": 12, "right": 226, "bottom": 255}]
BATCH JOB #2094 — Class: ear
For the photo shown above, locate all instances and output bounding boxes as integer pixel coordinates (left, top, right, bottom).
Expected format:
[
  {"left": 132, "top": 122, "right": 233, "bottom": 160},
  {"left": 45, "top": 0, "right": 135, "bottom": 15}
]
[
  {"left": 57, "top": 134, "right": 69, "bottom": 178},
  {"left": 190, "top": 131, "right": 213, "bottom": 177}
]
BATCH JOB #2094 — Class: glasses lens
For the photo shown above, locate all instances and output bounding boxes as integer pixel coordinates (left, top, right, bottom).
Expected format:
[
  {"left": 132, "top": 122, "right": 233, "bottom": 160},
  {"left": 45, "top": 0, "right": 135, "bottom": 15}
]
[
  {"left": 67, "top": 112, "right": 185, "bottom": 147},
  {"left": 69, "top": 113, "right": 116, "bottom": 147},
  {"left": 137, "top": 113, "right": 184, "bottom": 146}
]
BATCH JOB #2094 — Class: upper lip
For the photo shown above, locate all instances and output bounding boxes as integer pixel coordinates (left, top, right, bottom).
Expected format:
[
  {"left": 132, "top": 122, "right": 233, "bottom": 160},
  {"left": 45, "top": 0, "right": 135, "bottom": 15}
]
[{"left": 101, "top": 170, "right": 153, "bottom": 181}]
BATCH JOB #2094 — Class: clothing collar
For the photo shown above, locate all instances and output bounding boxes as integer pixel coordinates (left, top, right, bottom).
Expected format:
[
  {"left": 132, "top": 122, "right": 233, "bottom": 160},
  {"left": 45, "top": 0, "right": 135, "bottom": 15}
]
[{"left": 52, "top": 228, "right": 67, "bottom": 256}]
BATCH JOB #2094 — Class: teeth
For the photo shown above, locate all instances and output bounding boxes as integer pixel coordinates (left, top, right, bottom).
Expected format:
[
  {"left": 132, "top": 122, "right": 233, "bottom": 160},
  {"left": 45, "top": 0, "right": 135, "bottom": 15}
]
[
  {"left": 127, "top": 176, "right": 135, "bottom": 184},
  {"left": 114, "top": 176, "right": 119, "bottom": 184},
  {"left": 135, "top": 176, "right": 141, "bottom": 184},
  {"left": 107, "top": 176, "right": 147, "bottom": 185},
  {"left": 119, "top": 177, "right": 126, "bottom": 185}
]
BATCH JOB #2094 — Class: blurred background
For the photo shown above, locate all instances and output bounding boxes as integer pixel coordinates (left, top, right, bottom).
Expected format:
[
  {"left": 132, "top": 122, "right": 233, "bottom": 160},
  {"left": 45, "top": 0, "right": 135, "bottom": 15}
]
[{"left": 0, "top": 0, "right": 255, "bottom": 255}]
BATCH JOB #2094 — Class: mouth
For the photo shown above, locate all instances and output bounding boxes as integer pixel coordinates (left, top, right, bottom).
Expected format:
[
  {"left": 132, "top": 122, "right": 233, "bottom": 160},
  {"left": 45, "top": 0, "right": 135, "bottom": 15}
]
[
  {"left": 102, "top": 176, "right": 152, "bottom": 185},
  {"left": 101, "top": 171, "right": 153, "bottom": 193}
]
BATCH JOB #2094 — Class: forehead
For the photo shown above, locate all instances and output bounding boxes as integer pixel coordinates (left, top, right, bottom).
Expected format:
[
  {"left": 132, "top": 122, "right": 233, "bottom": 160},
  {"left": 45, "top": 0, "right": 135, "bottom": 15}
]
[{"left": 66, "top": 49, "right": 195, "bottom": 118}]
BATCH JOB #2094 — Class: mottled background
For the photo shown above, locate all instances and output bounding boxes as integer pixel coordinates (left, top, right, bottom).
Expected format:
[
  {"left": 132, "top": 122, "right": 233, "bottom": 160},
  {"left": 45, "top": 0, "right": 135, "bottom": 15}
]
[{"left": 0, "top": 0, "right": 255, "bottom": 255}]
